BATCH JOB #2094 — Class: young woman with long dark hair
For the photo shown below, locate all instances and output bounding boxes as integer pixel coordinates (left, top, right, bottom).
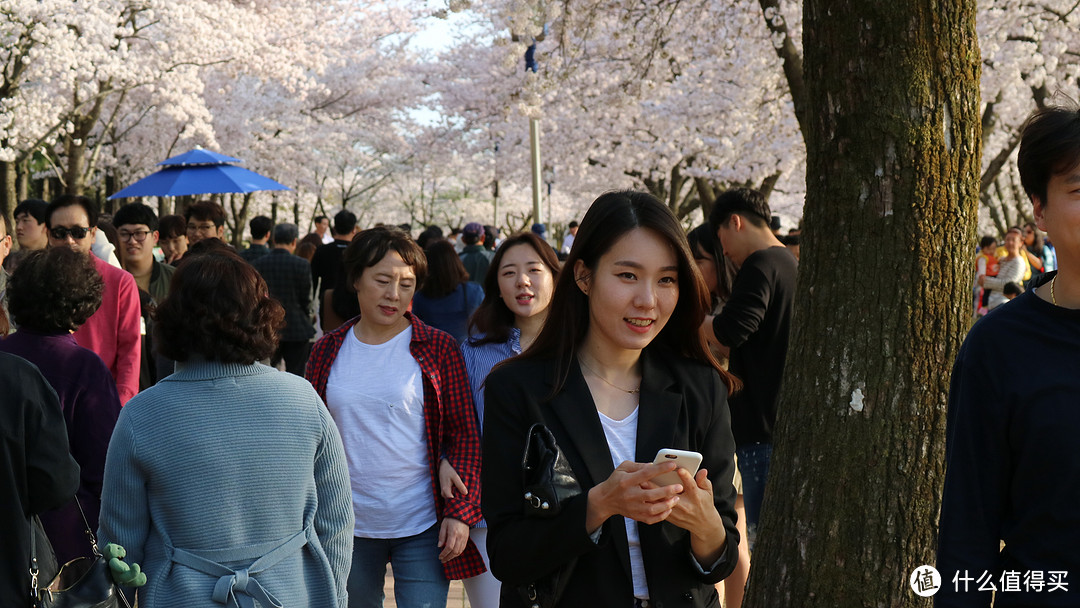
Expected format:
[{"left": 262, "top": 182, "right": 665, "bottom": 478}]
[{"left": 481, "top": 191, "right": 741, "bottom": 608}]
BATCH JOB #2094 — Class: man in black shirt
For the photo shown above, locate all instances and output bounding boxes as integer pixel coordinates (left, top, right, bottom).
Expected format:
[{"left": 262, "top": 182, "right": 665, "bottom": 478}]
[
  {"left": 310, "top": 209, "right": 358, "bottom": 328},
  {"left": 936, "top": 106, "right": 1080, "bottom": 608},
  {"left": 701, "top": 188, "right": 797, "bottom": 543}
]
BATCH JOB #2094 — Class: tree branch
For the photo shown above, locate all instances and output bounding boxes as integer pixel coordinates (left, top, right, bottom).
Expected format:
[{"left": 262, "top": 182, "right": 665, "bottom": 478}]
[{"left": 758, "top": 0, "right": 807, "bottom": 135}]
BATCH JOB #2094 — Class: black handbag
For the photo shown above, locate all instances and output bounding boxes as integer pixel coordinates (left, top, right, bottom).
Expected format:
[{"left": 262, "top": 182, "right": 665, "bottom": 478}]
[
  {"left": 516, "top": 423, "right": 582, "bottom": 608},
  {"left": 521, "top": 423, "right": 582, "bottom": 517},
  {"left": 30, "top": 498, "right": 131, "bottom": 608}
]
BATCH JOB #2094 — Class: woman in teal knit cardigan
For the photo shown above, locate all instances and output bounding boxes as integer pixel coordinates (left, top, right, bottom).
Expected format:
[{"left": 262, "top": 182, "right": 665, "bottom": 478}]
[{"left": 97, "top": 250, "right": 354, "bottom": 608}]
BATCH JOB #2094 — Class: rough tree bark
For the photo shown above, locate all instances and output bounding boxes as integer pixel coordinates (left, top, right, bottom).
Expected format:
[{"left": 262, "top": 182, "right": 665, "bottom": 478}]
[{"left": 743, "top": 2, "right": 980, "bottom": 606}]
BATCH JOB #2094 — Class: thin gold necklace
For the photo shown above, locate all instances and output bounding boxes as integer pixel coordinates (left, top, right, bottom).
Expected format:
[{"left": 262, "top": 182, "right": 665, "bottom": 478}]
[
  {"left": 1051, "top": 275, "right": 1058, "bottom": 306},
  {"left": 579, "top": 358, "right": 641, "bottom": 394}
]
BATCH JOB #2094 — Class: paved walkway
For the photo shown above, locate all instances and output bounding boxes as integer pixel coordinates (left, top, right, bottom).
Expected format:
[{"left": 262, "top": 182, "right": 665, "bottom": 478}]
[
  {"left": 381, "top": 568, "right": 471, "bottom": 608},
  {"left": 379, "top": 569, "right": 736, "bottom": 607}
]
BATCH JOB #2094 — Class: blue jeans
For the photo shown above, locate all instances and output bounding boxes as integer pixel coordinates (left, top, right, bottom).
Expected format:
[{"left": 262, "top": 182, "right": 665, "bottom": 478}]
[
  {"left": 348, "top": 524, "right": 449, "bottom": 608},
  {"left": 736, "top": 443, "right": 772, "bottom": 549}
]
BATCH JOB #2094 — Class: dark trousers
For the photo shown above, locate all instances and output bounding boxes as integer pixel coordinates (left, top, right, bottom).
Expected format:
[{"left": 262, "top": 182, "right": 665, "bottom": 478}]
[{"left": 273, "top": 340, "right": 312, "bottom": 376}]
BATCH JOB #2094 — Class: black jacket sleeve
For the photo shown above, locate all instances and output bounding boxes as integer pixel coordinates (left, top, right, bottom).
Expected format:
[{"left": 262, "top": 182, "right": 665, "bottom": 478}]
[{"left": 712, "top": 258, "right": 771, "bottom": 349}]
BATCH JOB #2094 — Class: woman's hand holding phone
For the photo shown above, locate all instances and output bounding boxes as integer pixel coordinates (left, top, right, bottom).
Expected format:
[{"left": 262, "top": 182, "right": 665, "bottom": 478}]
[
  {"left": 651, "top": 448, "right": 703, "bottom": 486},
  {"left": 641, "top": 448, "right": 728, "bottom": 564},
  {"left": 585, "top": 460, "right": 684, "bottom": 532}
]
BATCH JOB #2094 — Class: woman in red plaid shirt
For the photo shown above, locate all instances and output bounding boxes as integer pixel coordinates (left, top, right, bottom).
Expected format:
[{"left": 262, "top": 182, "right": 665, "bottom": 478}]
[{"left": 305, "top": 226, "right": 485, "bottom": 608}]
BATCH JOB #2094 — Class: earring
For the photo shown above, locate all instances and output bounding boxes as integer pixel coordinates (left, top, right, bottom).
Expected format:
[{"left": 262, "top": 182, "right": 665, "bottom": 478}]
[{"left": 575, "top": 271, "right": 590, "bottom": 295}]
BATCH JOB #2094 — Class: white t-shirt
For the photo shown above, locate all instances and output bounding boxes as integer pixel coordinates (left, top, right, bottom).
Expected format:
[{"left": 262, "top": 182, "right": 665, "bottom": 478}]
[
  {"left": 325, "top": 325, "right": 436, "bottom": 538},
  {"left": 598, "top": 407, "right": 649, "bottom": 600}
]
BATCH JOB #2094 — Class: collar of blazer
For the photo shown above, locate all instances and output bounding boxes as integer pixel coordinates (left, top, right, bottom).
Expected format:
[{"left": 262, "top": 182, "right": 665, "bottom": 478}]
[
  {"left": 545, "top": 347, "right": 685, "bottom": 585},
  {"left": 546, "top": 347, "right": 683, "bottom": 491}
]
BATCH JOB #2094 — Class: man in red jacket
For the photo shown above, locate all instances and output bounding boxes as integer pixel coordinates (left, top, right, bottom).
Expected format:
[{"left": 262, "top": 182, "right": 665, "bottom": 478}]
[{"left": 47, "top": 195, "right": 141, "bottom": 404}]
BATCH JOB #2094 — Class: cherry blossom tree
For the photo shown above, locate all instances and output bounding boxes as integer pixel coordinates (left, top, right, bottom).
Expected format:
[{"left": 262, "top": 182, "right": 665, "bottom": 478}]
[
  {"left": 0, "top": 0, "right": 432, "bottom": 237},
  {"left": 436, "top": 0, "right": 1079, "bottom": 234},
  {"left": 975, "top": 0, "right": 1080, "bottom": 234},
  {"left": 0, "top": 0, "right": 91, "bottom": 211},
  {"left": 4, "top": 0, "right": 1076, "bottom": 237},
  {"left": 430, "top": 0, "right": 806, "bottom": 227}
]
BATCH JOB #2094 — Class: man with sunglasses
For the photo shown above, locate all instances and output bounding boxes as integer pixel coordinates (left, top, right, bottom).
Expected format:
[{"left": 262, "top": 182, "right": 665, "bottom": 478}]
[{"left": 47, "top": 195, "right": 141, "bottom": 405}]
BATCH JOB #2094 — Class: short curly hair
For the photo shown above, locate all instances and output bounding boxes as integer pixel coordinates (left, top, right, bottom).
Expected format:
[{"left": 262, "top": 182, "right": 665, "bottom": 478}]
[
  {"left": 7, "top": 248, "right": 103, "bottom": 332},
  {"left": 154, "top": 249, "right": 284, "bottom": 363}
]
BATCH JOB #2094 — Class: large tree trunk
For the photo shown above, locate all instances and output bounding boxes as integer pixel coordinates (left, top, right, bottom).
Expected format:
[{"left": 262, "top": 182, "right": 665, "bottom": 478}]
[{"left": 744, "top": 2, "right": 980, "bottom": 606}]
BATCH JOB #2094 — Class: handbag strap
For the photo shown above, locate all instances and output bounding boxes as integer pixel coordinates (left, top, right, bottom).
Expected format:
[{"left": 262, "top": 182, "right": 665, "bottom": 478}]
[
  {"left": 29, "top": 515, "right": 40, "bottom": 598},
  {"left": 70, "top": 494, "right": 101, "bottom": 557},
  {"left": 27, "top": 493, "right": 100, "bottom": 599}
]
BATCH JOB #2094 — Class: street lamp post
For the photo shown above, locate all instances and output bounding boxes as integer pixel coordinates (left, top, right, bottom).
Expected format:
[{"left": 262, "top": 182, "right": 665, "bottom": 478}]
[
  {"left": 529, "top": 118, "right": 542, "bottom": 227},
  {"left": 525, "top": 41, "right": 542, "bottom": 227}
]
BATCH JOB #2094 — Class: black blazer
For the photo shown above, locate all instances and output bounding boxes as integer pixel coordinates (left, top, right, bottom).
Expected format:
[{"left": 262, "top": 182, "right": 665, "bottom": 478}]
[{"left": 482, "top": 347, "right": 740, "bottom": 608}]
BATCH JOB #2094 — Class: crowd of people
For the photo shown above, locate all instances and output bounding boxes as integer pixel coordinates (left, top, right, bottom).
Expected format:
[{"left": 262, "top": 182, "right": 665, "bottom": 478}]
[
  {"left": 1, "top": 187, "right": 786, "bottom": 608},
  {"left": 4, "top": 102, "right": 1079, "bottom": 608},
  {"left": 972, "top": 221, "right": 1056, "bottom": 316}
]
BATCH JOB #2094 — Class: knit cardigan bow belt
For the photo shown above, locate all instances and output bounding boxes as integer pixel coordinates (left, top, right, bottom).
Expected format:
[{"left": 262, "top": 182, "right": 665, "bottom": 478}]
[{"left": 169, "top": 524, "right": 313, "bottom": 608}]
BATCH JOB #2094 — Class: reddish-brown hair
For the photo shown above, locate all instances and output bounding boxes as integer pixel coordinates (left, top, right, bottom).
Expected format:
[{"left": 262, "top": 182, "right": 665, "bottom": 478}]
[{"left": 155, "top": 249, "right": 284, "bottom": 363}]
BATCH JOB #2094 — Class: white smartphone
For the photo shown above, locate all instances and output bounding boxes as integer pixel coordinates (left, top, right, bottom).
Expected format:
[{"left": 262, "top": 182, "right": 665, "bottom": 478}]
[{"left": 651, "top": 448, "right": 703, "bottom": 487}]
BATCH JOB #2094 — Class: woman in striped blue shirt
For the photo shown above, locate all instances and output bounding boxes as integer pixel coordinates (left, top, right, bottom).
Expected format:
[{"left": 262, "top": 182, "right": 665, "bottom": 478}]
[{"left": 450, "top": 231, "right": 561, "bottom": 608}]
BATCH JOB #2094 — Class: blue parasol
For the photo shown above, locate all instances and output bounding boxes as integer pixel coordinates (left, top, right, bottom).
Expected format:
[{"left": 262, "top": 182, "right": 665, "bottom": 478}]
[{"left": 108, "top": 148, "right": 289, "bottom": 199}]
